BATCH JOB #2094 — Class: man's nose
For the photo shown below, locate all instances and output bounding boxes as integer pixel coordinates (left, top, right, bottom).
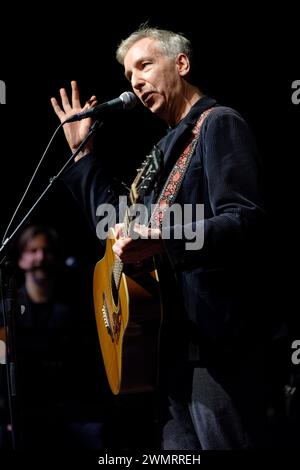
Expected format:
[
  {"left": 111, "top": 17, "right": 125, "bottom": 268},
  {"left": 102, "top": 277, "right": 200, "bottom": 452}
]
[{"left": 131, "top": 71, "right": 144, "bottom": 91}]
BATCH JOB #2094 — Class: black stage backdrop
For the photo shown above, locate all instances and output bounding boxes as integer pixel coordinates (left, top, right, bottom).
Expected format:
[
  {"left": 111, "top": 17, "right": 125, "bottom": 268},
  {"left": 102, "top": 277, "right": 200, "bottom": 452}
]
[
  {"left": 1, "top": 12, "right": 297, "bottom": 303},
  {"left": 0, "top": 8, "right": 299, "bottom": 461}
]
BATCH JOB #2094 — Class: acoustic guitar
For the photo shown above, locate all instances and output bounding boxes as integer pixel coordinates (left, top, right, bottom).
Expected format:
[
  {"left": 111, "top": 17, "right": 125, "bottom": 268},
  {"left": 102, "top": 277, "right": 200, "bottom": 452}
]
[{"left": 93, "top": 148, "right": 163, "bottom": 394}]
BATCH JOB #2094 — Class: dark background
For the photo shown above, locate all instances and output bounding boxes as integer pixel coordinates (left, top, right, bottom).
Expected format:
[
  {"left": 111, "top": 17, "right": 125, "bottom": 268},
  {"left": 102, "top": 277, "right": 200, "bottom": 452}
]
[
  {"left": 0, "top": 6, "right": 300, "bottom": 458},
  {"left": 0, "top": 9, "right": 298, "bottom": 332}
]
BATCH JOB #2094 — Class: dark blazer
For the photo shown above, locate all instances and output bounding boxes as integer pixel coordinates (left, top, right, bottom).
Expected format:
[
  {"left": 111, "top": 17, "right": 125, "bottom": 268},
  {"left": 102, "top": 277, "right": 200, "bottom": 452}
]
[{"left": 63, "top": 96, "right": 268, "bottom": 361}]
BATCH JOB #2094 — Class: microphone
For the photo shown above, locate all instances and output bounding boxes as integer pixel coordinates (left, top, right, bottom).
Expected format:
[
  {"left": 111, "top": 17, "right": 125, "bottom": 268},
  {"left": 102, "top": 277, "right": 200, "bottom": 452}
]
[{"left": 64, "top": 91, "right": 137, "bottom": 123}]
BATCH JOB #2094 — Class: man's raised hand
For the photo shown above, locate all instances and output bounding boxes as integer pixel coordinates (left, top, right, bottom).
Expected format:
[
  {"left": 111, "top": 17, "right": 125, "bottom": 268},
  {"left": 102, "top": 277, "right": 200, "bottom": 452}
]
[{"left": 51, "top": 80, "right": 97, "bottom": 161}]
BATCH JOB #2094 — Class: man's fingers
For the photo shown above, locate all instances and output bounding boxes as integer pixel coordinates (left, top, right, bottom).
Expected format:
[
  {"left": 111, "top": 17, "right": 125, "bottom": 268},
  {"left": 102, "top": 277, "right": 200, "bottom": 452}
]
[
  {"left": 51, "top": 82, "right": 97, "bottom": 123},
  {"left": 50, "top": 97, "right": 65, "bottom": 120},
  {"left": 89, "top": 97, "right": 98, "bottom": 108},
  {"left": 59, "top": 87, "right": 72, "bottom": 112},
  {"left": 71, "top": 80, "right": 81, "bottom": 108},
  {"left": 82, "top": 97, "right": 97, "bottom": 111},
  {"left": 133, "top": 224, "right": 148, "bottom": 238},
  {"left": 114, "top": 223, "right": 125, "bottom": 239}
]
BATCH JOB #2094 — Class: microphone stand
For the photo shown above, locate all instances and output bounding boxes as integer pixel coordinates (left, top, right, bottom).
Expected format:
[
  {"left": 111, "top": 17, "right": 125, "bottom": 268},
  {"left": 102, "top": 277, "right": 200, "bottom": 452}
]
[{"left": 0, "top": 119, "right": 103, "bottom": 449}]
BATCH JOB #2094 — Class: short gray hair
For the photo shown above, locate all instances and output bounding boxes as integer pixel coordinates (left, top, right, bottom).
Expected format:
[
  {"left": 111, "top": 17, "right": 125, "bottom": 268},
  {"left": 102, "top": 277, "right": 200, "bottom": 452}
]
[{"left": 116, "top": 26, "right": 192, "bottom": 65}]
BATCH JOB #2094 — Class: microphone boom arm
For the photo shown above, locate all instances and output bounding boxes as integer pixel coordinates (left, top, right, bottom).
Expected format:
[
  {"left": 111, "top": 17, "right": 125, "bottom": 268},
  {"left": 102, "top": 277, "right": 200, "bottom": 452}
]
[{"left": 0, "top": 120, "right": 103, "bottom": 264}]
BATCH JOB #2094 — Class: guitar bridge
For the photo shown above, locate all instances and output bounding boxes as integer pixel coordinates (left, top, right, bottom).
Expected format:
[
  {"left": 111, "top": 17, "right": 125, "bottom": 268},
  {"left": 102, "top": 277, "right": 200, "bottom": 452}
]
[{"left": 102, "top": 295, "right": 114, "bottom": 342}]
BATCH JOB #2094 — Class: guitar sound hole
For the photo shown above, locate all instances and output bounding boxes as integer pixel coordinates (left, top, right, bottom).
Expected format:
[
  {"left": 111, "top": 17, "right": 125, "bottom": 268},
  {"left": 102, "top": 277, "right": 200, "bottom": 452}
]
[{"left": 111, "top": 273, "right": 119, "bottom": 307}]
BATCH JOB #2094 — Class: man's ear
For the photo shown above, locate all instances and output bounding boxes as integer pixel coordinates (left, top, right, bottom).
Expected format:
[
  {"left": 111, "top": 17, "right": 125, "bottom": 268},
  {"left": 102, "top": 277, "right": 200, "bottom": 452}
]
[{"left": 176, "top": 53, "right": 190, "bottom": 77}]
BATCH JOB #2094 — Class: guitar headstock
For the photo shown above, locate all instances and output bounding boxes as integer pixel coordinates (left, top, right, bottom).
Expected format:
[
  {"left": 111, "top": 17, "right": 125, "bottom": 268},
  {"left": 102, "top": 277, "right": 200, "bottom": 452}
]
[{"left": 130, "top": 146, "right": 162, "bottom": 204}]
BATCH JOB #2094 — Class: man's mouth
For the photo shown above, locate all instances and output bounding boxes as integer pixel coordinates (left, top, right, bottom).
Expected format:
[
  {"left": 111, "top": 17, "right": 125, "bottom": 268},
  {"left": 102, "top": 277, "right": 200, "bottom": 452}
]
[{"left": 141, "top": 92, "right": 154, "bottom": 104}]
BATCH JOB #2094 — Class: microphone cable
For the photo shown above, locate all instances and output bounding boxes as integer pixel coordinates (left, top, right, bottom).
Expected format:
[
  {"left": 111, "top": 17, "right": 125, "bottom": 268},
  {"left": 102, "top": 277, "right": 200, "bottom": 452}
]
[{"left": 1, "top": 122, "right": 63, "bottom": 246}]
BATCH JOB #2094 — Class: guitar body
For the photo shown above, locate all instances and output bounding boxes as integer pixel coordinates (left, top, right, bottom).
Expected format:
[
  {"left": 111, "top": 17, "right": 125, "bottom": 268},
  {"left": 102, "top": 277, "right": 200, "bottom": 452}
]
[{"left": 93, "top": 229, "right": 162, "bottom": 395}]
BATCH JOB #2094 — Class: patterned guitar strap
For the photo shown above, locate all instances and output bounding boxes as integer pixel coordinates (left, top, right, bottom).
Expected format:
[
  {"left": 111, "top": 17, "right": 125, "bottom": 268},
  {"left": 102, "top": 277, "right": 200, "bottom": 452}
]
[{"left": 150, "top": 107, "right": 214, "bottom": 229}]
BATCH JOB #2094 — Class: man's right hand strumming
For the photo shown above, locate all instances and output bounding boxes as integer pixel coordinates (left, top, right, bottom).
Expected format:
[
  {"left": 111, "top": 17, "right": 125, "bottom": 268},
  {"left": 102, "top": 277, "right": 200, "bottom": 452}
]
[{"left": 51, "top": 80, "right": 97, "bottom": 161}]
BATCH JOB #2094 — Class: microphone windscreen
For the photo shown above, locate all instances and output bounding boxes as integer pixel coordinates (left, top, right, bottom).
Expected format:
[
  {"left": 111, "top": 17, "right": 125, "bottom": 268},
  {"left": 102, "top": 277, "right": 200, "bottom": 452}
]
[{"left": 120, "top": 91, "right": 137, "bottom": 110}]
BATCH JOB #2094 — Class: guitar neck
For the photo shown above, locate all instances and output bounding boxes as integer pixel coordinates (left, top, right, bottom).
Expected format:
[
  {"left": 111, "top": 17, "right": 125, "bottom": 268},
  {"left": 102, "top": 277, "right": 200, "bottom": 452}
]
[
  {"left": 111, "top": 146, "right": 162, "bottom": 292},
  {"left": 112, "top": 206, "right": 134, "bottom": 291}
]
